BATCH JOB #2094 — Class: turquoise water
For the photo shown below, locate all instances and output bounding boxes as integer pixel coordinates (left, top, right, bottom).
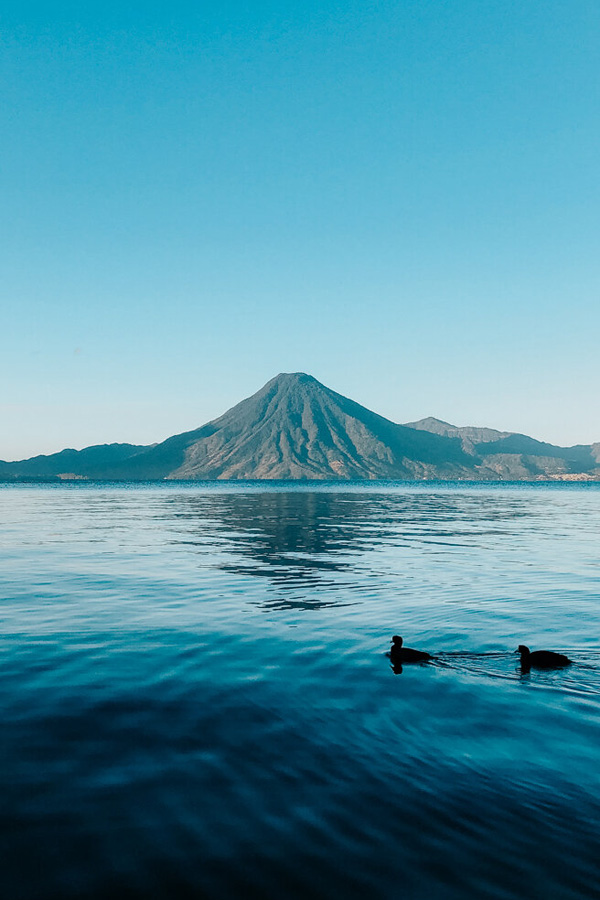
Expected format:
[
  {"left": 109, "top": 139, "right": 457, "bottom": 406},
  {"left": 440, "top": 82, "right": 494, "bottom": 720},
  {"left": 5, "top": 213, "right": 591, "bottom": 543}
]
[{"left": 1, "top": 482, "right": 600, "bottom": 899}]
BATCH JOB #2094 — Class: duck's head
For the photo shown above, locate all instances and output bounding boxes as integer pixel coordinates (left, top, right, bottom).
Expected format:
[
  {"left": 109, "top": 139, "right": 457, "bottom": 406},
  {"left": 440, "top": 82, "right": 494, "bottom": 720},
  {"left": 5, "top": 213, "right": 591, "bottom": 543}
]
[
  {"left": 391, "top": 635, "right": 403, "bottom": 647},
  {"left": 517, "top": 645, "right": 530, "bottom": 656}
]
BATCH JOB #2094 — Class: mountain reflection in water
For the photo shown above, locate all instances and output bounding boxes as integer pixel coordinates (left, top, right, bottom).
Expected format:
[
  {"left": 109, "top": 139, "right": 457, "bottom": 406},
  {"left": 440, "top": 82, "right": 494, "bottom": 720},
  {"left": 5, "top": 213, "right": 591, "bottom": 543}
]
[
  {"left": 162, "top": 487, "right": 533, "bottom": 607},
  {"left": 1, "top": 482, "right": 600, "bottom": 900}
]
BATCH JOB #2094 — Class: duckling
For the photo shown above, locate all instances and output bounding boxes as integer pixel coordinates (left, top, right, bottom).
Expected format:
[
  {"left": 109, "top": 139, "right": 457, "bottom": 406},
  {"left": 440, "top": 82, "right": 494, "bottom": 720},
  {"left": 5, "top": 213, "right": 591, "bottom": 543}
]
[
  {"left": 390, "top": 635, "right": 432, "bottom": 664},
  {"left": 517, "top": 645, "right": 571, "bottom": 669}
]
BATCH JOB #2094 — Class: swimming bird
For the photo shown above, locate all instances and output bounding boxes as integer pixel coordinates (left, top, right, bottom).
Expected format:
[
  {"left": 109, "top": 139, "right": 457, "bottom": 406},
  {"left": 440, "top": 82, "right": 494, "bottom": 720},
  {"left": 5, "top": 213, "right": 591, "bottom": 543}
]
[
  {"left": 517, "top": 645, "right": 571, "bottom": 669},
  {"left": 390, "top": 635, "right": 432, "bottom": 664}
]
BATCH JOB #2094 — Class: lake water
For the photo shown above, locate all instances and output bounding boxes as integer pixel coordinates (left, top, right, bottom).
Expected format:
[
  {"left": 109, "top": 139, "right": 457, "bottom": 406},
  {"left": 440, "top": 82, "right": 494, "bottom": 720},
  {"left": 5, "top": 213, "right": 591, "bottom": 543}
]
[{"left": 1, "top": 482, "right": 600, "bottom": 899}]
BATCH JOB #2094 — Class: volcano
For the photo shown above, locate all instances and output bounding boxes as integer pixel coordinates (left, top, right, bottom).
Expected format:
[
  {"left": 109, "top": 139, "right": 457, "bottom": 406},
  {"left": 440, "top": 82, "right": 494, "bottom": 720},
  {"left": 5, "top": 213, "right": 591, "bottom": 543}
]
[
  {"left": 2, "top": 373, "right": 598, "bottom": 481},
  {"left": 104, "top": 372, "right": 471, "bottom": 480}
]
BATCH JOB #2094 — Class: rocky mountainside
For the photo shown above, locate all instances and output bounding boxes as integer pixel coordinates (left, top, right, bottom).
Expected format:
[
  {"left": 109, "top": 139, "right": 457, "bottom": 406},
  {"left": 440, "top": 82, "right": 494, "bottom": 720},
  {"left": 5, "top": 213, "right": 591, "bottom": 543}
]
[
  {"left": 2, "top": 373, "right": 599, "bottom": 481},
  {"left": 91, "top": 372, "right": 472, "bottom": 480}
]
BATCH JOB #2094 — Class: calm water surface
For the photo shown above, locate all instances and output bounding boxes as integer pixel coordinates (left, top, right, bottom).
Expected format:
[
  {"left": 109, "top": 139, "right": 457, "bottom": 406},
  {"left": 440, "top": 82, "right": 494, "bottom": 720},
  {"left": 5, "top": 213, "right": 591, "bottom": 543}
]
[{"left": 1, "top": 483, "right": 600, "bottom": 899}]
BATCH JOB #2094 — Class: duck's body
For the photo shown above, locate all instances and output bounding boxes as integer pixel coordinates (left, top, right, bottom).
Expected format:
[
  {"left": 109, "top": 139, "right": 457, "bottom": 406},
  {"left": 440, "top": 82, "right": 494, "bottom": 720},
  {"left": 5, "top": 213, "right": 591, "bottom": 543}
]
[
  {"left": 517, "top": 645, "right": 571, "bottom": 669},
  {"left": 390, "top": 635, "right": 432, "bottom": 664}
]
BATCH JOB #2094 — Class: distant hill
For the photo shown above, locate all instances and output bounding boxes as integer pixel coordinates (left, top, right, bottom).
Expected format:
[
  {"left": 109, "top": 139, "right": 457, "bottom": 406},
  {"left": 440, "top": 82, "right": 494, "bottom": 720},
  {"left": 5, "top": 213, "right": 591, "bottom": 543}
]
[
  {"left": 2, "top": 374, "right": 599, "bottom": 481},
  {"left": 405, "top": 416, "right": 512, "bottom": 446},
  {"left": 404, "top": 415, "right": 598, "bottom": 479},
  {"left": 0, "top": 443, "right": 148, "bottom": 481}
]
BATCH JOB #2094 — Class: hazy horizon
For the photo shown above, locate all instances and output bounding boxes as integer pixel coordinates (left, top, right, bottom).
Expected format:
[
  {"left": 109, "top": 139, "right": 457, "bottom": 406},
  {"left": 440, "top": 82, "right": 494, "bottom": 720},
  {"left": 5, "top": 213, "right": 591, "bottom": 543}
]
[{"left": 3, "top": 1, "right": 599, "bottom": 458}]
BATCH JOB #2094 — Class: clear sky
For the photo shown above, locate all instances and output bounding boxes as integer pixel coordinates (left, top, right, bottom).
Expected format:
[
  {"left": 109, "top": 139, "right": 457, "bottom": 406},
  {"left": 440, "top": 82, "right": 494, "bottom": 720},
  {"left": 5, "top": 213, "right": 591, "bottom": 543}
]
[{"left": 2, "top": 0, "right": 599, "bottom": 459}]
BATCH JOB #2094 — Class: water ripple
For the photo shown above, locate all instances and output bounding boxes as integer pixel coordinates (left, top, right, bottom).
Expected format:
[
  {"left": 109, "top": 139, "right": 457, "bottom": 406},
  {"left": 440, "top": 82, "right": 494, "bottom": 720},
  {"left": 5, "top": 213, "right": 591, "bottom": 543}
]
[{"left": 1, "top": 483, "right": 600, "bottom": 898}]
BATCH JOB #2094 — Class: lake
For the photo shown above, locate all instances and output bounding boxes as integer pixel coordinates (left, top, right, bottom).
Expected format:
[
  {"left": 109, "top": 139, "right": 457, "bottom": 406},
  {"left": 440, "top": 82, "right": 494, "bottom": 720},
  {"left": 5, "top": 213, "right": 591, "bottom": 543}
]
[{"left": 1, "top": 482, "right": 599, "bottom": 899}]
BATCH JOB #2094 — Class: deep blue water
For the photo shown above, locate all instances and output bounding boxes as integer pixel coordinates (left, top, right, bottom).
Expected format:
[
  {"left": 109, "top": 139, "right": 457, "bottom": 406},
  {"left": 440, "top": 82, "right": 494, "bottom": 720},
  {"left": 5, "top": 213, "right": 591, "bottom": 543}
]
[{"left": 1, "top": 482, "right": 600, "bottom": 899}]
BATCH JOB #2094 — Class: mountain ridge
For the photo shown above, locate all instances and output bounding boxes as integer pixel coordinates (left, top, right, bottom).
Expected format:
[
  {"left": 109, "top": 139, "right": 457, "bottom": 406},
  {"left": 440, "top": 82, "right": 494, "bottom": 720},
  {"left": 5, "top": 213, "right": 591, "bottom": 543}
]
[{"left": 2, "top": 373, "right": 599, "bottom": 481}]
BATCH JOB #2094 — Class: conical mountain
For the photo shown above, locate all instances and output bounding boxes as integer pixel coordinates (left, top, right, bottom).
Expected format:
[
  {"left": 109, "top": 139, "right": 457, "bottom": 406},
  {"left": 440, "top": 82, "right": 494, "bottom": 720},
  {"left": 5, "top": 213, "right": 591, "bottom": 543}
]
[
  {"left": 107, "top": 372, "right": 472, "bottom": 480},
  {"left": 2, "top": 373, "right": 598, "bottom": 481}
]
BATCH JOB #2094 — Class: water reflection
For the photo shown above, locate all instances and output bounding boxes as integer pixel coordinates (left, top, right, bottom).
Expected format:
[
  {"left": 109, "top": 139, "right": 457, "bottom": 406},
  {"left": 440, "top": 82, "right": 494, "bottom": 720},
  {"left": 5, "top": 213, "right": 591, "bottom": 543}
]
[
  {"left": 161, "top": 488, "right": 537, "bottom": 607},
  {"left": 3, "top": 484, "right": 600, "bottom": 899}
]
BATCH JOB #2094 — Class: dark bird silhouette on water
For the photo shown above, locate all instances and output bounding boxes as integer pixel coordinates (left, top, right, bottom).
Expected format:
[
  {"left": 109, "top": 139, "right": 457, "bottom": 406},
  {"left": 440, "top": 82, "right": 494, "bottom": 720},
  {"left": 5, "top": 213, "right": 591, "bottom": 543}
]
[
  {"left": 390, "top": 636, "right": 432, "bottom": 665},
  {"left": 517, "top": 645, "right": 571, "bottom": 670}
]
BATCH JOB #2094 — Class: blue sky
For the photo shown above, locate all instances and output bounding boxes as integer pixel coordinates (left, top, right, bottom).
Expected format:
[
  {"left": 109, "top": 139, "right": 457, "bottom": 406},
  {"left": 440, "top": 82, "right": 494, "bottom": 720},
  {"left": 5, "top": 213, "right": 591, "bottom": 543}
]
[{"left": 2, "top": 0, "right": 599, "bottom": 459}]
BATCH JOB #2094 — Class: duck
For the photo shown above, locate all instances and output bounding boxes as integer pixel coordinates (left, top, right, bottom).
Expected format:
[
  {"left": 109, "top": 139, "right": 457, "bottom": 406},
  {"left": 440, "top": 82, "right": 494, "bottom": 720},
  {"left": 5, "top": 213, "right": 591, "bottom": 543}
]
[
  {"left": 517, "top": 645, "right": 571, "bottom": 669},
  {"left": 390, "top": 635, "right": 432, "bottom": 664}
]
